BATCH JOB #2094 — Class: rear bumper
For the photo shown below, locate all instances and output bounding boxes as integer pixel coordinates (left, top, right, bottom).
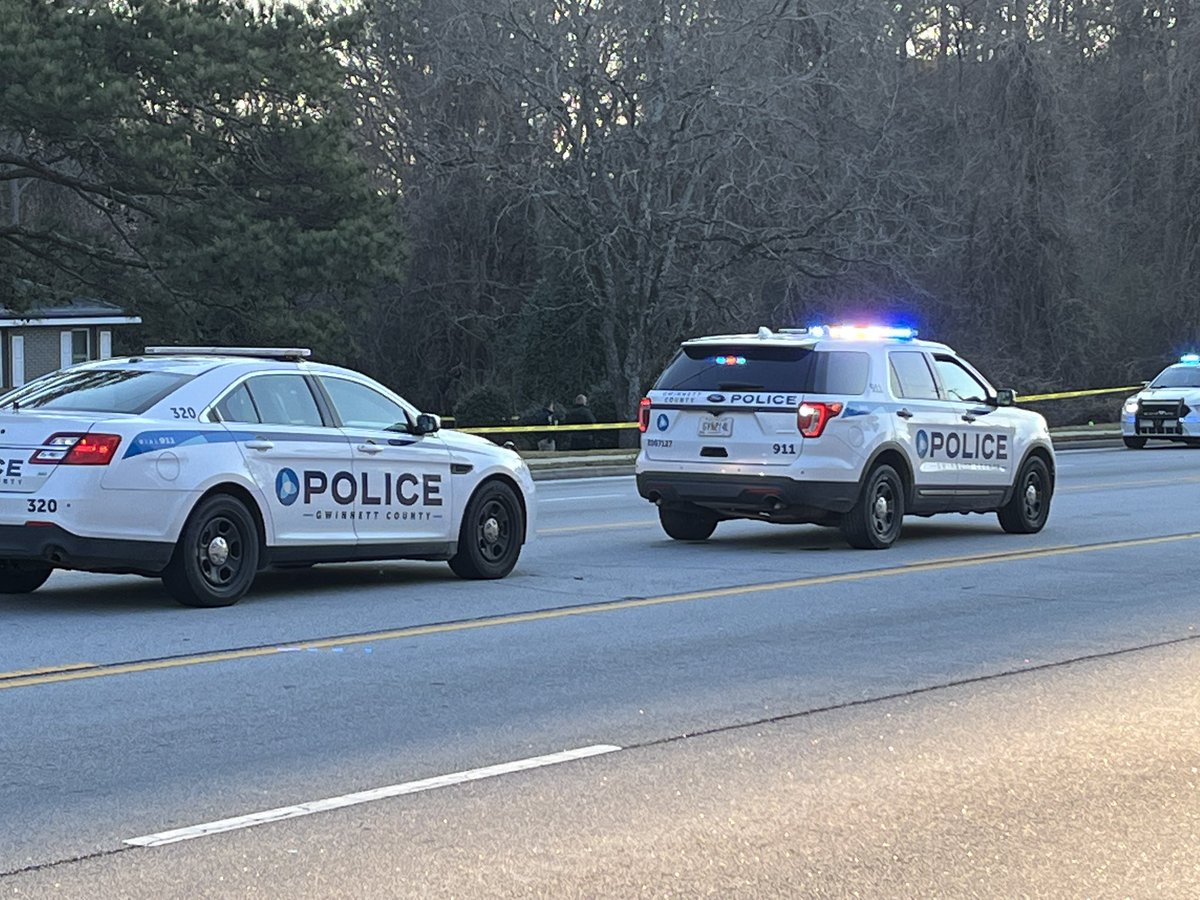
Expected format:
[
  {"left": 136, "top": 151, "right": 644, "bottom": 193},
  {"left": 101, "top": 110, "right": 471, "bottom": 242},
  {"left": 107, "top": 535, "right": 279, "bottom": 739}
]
[
  {"left": 0, "top": 524, "right": 174, "bottom": 575},
  {"left": 636, "top": 471, "right": 860, "bottom": 518}
]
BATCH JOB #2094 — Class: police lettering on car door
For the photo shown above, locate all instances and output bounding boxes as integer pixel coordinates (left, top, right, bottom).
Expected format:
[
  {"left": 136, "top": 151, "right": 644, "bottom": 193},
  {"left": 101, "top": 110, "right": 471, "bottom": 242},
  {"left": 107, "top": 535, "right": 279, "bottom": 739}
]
[{"left": 275, "top": 466, "right": 443, "bottom": 522}]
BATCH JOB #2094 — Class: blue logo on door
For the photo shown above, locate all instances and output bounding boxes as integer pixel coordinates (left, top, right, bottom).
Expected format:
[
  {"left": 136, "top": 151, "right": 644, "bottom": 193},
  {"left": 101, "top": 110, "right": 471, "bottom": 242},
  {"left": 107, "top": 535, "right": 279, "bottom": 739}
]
[
  {"left": 276, "top": 467, "right": 300, "bottom": 505},
  {"left": 656, "top": 413, "right": 670, "bottom": 432},
  {"left": 915, "top": 430, "right": 929, "bottom": 459}
]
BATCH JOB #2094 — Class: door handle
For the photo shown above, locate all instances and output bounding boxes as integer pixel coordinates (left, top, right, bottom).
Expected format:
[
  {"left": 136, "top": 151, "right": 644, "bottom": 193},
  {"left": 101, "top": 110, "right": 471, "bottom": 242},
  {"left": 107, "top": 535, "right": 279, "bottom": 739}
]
[
  {"left": 961, "top": 413, "right": 977, "bottom": 423},
  {"left": 356, "top": 443, "right": 384, "bottom": 455},
  {"left": 244, "top": 439, "right": 275, "bottom": 451},
  {"left": 896, "top": 408, "right": 914, "bottom": 419}
]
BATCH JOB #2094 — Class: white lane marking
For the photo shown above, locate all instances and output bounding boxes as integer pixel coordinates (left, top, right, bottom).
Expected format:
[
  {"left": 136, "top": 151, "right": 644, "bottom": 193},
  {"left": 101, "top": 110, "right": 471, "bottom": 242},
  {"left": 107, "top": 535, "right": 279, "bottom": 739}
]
[
  {"left": 540, "top": 493, "right": 630, "bottom": 503},
  {"left": 124, "top": 744, "right": 622, "bottom": 847}
]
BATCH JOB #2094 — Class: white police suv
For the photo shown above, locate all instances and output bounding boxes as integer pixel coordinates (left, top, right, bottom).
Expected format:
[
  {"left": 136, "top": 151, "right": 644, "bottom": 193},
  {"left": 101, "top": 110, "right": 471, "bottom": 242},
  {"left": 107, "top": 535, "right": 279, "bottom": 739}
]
[
  {"left": 635, "top": 325, "right": 1055, "bottom": 549},
  {"left": 0, "top": 348, "right": 535, "bottom": 606},
  {"left": 1120, "top": 354, "right": 1200, "bottom": 449}
]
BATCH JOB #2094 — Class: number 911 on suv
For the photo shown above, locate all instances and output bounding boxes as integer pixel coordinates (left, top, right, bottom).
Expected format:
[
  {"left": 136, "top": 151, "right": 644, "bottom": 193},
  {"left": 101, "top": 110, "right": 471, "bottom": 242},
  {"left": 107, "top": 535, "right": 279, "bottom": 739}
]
[
  {"left": 635, "top": 325, "right": 1055, "bottom": 549},
  {"left": 0, "top": 348, "right": 535, "bottom": 607}
]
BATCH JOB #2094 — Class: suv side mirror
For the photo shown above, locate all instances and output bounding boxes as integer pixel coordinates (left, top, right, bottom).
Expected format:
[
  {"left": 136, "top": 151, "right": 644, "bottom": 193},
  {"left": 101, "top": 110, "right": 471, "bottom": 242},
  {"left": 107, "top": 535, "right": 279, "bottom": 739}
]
[
  {"left": 413, "top": 413, "right": 441, "bottom": 435},
  {"left": 995, "top": 388, "right": 1016, "bottom": 407}
]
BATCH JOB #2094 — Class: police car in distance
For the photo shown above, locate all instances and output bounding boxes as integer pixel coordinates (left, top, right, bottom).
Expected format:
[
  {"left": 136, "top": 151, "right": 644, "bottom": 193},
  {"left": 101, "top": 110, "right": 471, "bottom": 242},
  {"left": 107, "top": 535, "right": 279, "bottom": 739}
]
[
  {"left": 635, "top": 325, "right": 1055, "bottom": 549},
  {"left": 1120, "top": 354, "right": 1200, "bottom": 449},
  {"left": 0, "top": 348, "right": 535, "bottom": 607}
]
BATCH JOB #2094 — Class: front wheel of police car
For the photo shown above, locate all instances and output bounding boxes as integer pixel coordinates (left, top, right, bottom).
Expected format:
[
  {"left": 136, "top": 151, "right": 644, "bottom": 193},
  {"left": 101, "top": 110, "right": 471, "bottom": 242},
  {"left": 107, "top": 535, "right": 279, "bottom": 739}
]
[
  {"left": 1122, "top": 436, "right": 1147, "bottom": 450},
  {"left": 0, "top": 559, "right": 53, "bottom": 594},
  {"left": 997, "top": 455, "right": 1052, "bottom": 534},
  {"left": 841, "top": 464, "right": 905, "bottom": 550},
  {"left": 162, "top": 494, "right": 261, "bottom": 608},
  {"left": 448, "top": 480, "right": 525, "bottom": 579}
]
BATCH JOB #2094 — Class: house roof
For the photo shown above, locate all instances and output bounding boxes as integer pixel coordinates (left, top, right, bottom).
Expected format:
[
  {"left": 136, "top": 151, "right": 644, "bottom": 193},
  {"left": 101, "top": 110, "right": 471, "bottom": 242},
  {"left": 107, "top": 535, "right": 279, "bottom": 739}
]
[{"left": 0, "top": 298, "right": 141, "bottom": 327}]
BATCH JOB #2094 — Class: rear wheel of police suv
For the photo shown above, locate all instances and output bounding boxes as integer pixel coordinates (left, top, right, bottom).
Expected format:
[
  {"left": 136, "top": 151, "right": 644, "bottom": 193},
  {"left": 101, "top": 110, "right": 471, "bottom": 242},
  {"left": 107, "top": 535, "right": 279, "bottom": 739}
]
[
  {"left": 163, "top": 494, "right": 260, "bottom": 608},
  {"left": 449, "top": 481, "right": 524, "bottom": 579},
  {"left": 998, "top": 456, "right": 1052, "bottom": 534},
  {"left": 1122, "top": 436, "right": 1147, "bottom": 449},
  {"left": 841, "top": 464, "right": 904, "bottom": 550},
  {"left": 0, "top": 560, "right": 52, "bottom": 594},
  {"left": 658, "top": 506, "right": 718, "bottom": 542}
]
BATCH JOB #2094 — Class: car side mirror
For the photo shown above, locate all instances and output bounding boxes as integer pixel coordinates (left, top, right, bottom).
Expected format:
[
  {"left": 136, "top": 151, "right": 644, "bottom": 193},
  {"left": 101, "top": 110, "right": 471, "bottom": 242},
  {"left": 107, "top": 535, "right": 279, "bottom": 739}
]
[
  {"left": 995, "top": 388, "right": 1016, "bottom": 407},
  {"left": 1141, "top": 381, "right": 1150, "bottom": 389},
  {"left": 413, "top": 413, "right": 441, "bottom": 435}
]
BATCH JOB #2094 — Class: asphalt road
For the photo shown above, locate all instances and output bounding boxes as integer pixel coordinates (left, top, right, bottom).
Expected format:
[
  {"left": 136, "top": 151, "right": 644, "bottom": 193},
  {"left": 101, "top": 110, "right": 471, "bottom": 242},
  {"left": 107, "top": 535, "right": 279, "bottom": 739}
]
[{"left": 2, "top": 443, "right": 1199, "bottom": 896}]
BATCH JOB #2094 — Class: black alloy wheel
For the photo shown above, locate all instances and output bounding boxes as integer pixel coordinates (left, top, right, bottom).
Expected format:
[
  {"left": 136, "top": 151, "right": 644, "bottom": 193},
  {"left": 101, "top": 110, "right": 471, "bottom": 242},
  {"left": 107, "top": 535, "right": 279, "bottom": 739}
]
[
  {"left": 449, "top": 481, "right": 524, "bottom": 579},
  {"left": 163, "top": 494, "right": 260, "bottom": 607},
  {"left": 998, "top": 456, "right": 1053, "bottom": 534},
  {"left": 842, "top": 464, "right": 905, "bottom": 549}
]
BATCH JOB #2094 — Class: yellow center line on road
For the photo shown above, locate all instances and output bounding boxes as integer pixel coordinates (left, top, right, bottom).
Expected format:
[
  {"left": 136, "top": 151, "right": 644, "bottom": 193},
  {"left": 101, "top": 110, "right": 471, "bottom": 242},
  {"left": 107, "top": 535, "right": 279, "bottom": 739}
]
[
  {"left": 0, "top": 662, "right": 98, "bottom": 680},
  {"left": 4, "top": 530, "right": 1199, "bottom": 693}
]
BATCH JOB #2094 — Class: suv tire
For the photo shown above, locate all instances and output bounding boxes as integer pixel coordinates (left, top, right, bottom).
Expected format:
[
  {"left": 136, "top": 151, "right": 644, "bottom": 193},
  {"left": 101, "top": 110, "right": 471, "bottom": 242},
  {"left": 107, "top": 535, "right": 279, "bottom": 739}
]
[
  {"left": 1123, "top": 436, "right": 1147, "bottom": 449},
  {"left": 841, "top": 464, "right": 904, "bottom": 549},
  {"left": 659, "top": 506, "right": 718, "bottom": 542},
  {"left": 998, "top": 456, "right": 1052, "bottom": 534},
  {"left": 163, "top": 494, "right": 260, "bottom": 608}
]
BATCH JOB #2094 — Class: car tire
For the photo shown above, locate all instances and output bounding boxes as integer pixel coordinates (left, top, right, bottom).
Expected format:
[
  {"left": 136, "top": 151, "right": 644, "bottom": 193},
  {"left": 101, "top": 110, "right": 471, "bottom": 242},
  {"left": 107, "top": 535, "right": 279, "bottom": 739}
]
[
  {"left": 998, "top": 456, "right": 1052, "bottom": 534},
  {"left": 162, "top": 494, "right": 260, "bottom": 608},
  {"left": 449, "top": 480, "right": 524, "bottom": 579},
  {"left": 841, "top": 464, "right": 904, "bottom": 549},
  {"left": 0, "top": 559, "right": 52, "bottom": 594},
  {"left": 1123, "top": 436, "right": 1147, "bottom": 449},
  {"left": 658, "top": 506, "right": 718, "bottom": 542}
]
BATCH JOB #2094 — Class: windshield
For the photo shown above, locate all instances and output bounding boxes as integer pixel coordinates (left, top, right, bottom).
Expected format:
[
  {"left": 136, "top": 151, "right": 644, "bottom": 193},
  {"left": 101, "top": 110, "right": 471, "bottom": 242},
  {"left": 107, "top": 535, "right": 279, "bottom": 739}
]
[
  {"left": 1149, "top": 366, "right": 1200, "bottom": 389},
  {"left": 0, "top": 369, "right": 193, "bottom": 414},
  {"left": 654, "top": 345, "right": 870, "bottom": 395}
]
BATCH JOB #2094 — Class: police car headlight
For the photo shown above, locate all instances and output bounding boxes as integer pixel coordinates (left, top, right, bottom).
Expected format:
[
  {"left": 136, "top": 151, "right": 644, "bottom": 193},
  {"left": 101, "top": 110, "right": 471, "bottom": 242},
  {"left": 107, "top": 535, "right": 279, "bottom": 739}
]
[{"left": 1123, "top": 398, "right": 1139, "bottom": 414}]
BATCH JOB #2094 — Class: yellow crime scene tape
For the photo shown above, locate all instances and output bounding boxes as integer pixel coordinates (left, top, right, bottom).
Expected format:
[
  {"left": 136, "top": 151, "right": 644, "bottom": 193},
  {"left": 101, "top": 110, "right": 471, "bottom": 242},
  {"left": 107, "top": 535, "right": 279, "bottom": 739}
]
[
  {"left": 451, "top": 385, "right": 1140, "bottom": 435},
  {"left": 1016, "top": 386, "right": 1141, "bottom": 402}
]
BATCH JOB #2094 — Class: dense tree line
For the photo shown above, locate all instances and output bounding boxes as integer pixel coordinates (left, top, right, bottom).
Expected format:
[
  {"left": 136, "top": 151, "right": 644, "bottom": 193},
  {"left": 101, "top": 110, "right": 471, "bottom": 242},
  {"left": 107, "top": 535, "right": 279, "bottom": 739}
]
[{"left": 3, "top": 0, "right": 1199, "bottom": 423}]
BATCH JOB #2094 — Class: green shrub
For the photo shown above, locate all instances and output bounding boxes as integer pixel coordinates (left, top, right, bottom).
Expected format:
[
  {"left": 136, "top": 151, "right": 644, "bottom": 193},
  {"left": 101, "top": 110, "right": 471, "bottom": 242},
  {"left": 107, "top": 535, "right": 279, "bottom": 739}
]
[{"left": 453, "top": 384, "right": 513, "bottom": 428}]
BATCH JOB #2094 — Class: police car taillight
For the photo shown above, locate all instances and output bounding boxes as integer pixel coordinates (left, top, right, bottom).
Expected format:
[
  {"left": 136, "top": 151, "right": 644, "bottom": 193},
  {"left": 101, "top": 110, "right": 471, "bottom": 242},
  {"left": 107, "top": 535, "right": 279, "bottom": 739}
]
[
  {"left": 797, "top": 402, "right": 843, "bottom": 438},
  {"left": 30, "top": 433, "right": 122, "bottom": 465},
  {"left": 638, "top": 397, "right": 652, "bottom": 433}
]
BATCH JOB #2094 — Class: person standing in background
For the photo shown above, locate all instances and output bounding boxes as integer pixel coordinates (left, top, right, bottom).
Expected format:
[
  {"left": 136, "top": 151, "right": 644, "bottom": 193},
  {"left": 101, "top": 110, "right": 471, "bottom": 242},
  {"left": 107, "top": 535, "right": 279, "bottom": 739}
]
[{"left": 563, "top": 393, "right": 597, "bottom": 450}]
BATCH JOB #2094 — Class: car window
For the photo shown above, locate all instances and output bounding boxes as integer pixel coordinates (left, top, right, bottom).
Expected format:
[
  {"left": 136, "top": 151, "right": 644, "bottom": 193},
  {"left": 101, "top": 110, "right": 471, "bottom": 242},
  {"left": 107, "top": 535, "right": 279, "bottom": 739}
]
[
  {"left": 1150, "top": 366, "right": 1200, "bottom": 389},
  {"left": 214, "top": 384, "right": 261, "bottom": 424},
  {"left": 0, "top": 369, "right": 192, "bottom": 414},
  {"left": 320, "top": 377, "right": 410, "bottom": 431},
  {"left": 819, "top": 351, "right": 871, "bottom": 395},
  {"left": 244, "top": 375, "right": 323, "bottom": 427},
  {"left": 653, "top": 346, "right": 868, "bottom": 395},
  {"left": 933, "top": 355, "right": 990, "bottom": 404},
  {"left": 888, "top": 352, "right": 940, "bottom": 400}
]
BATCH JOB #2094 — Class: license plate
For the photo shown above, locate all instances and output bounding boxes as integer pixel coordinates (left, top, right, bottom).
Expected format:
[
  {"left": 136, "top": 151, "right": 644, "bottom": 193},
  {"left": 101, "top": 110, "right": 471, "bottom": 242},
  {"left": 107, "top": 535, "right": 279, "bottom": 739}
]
[{"left": 698, "top": 414, "right": 733, "bottom": 437}]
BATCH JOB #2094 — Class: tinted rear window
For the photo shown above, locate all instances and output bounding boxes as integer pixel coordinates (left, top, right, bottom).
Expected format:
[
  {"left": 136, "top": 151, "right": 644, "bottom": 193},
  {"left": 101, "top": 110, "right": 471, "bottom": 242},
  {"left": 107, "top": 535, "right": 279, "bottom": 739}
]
[
  {"left": 654, "top": 346, "right": 870, "bottom": 395},
  {"left": 0, "top": 369, "right": 192, "bottom": 414}
]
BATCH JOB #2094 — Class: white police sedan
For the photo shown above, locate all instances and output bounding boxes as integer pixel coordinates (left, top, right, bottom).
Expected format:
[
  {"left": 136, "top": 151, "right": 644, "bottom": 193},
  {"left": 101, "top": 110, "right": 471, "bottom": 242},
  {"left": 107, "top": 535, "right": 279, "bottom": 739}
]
[
  {"left": 0, "top": 348, "right": 535, "bottom": 606},
  {"left": 1120, "top": 354, "right": 1200, "bottom": 449}
]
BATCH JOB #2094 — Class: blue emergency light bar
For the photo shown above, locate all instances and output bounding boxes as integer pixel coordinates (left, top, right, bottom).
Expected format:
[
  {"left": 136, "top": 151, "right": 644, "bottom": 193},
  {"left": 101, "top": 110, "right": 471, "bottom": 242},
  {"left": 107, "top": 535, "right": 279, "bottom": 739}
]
[
  {"left": 806, "top": 324, "right": 918, "bottom": 340},
  {"left": 1180, "top": 353, "right": 1200, "bottom": 365}
]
